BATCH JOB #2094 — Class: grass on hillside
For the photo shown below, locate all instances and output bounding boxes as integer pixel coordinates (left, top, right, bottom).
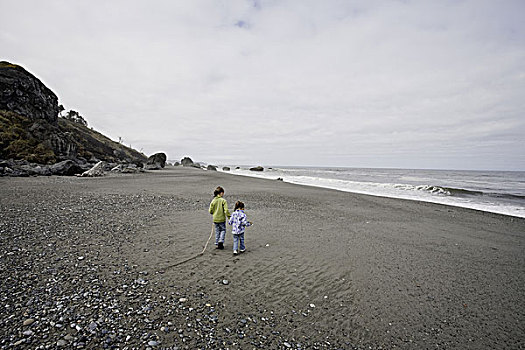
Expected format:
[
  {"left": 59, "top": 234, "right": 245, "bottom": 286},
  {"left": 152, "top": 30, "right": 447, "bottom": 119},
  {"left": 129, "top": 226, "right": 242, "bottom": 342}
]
[
  {"left": 58, "top": 118, "right": 147, "bottom": 163},
  {"left": 0, "top": 110, "right": 56, "bottom": 163},
  {"left": 1, "top": 109, "right": 147, "bottom": 164}
]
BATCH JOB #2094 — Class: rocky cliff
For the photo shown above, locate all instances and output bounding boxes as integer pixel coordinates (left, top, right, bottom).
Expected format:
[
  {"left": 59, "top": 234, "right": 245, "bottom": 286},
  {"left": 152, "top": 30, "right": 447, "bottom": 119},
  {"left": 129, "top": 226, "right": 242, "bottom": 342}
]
[
  {"left": 0, "top": 62, "right": 59, "bottom": 124},
  {"left": 0, "top": 61, "right": 147, "bottom": 173}
]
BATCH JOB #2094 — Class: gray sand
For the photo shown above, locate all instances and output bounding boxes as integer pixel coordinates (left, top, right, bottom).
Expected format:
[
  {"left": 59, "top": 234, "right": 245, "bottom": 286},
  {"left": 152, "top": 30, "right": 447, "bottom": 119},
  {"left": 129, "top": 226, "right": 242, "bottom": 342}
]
[{"left": 1, "top": 167, "right": 524, "bottom": 349}]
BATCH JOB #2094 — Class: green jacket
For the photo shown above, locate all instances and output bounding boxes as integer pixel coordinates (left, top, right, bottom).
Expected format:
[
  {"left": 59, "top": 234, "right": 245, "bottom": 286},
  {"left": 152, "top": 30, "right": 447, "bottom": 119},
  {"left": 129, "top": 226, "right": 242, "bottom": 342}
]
[{"left": 209, "top": 196, "right": 231, "bottom": 223}]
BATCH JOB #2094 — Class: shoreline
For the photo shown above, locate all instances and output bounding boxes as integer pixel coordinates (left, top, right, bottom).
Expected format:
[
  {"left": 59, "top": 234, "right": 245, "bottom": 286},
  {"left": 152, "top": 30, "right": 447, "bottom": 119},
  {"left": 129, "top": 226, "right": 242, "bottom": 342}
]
[
  {"left": 217, "top": 167, "right": 525, "bottom": 219},
  {"left": 1, "top": 167, "right": 524, "bottom": 349}
]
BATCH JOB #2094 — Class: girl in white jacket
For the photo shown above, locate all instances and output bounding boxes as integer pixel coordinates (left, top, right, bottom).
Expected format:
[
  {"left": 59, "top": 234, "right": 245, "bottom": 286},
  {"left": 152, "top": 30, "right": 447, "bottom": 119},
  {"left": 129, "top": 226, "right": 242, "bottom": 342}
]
[{"left": 228, "top": 201, "right": 253, "bottom": 255}]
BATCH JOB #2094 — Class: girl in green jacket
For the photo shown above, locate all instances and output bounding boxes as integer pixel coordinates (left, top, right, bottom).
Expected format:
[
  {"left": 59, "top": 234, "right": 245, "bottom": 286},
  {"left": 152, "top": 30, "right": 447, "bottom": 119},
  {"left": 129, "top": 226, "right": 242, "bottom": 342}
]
[{"left": 209, "top": 186, "right": 231, "bottom": 249}]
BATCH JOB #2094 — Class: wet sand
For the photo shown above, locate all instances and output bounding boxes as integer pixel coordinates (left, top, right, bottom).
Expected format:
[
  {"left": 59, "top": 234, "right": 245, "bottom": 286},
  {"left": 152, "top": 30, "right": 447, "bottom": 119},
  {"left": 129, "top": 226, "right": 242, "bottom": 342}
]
[{"left": 1, "top": 166, "right": 524, "bottom": 349}]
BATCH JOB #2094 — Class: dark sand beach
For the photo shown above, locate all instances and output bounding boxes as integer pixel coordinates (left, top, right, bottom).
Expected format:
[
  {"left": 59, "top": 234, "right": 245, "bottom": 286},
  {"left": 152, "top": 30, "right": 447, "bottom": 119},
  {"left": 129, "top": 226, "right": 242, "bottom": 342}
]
[{"left": 1, "top": 167, "right": 524, "bottom": 349}]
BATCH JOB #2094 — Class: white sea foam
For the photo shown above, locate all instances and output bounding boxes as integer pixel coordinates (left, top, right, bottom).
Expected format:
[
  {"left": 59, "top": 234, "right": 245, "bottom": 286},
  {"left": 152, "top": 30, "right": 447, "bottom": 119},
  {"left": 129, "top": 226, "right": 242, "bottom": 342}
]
[{"left": 220, "top": 167, "right": 525, "bottom": 218}]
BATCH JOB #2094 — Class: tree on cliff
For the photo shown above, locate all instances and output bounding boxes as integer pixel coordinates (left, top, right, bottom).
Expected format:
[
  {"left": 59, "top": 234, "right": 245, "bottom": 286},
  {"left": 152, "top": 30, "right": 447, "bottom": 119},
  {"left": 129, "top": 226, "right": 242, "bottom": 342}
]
[{"left": 64, "top": 109, "right": 88, "bottom": 126}]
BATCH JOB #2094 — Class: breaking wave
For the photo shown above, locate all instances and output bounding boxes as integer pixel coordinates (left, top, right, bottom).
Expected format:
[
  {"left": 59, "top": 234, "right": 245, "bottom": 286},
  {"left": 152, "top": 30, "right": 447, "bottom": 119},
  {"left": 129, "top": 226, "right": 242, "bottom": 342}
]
[{"left": 394, "top": 184, "right": 452, "bottom": 196}]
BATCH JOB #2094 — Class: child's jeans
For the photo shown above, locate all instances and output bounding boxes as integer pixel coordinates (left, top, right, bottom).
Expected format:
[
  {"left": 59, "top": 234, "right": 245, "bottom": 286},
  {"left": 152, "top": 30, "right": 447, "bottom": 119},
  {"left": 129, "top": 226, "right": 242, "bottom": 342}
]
[
  {"left": 232, "top": 233, "right": 245, "bottom": 252},
  {"left": 214, "top": 222, "right": 226, "bottom": 244}
]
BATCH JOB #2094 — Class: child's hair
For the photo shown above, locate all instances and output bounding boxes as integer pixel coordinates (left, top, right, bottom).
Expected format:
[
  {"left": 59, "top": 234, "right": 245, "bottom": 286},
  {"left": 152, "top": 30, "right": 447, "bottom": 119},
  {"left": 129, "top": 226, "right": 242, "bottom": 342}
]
[
  {"left": 234, "top": 201, "right": 245, "bottom": 210},
  {"left": 213, "top": 186, "right": 224, "bottom": 197}
]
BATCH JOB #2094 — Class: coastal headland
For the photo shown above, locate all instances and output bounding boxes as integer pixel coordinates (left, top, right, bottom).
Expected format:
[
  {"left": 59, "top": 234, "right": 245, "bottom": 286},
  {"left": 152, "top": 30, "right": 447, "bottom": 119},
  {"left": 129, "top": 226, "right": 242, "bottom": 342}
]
[{"left": 1, "top": 166, "right": 523, "bottom": 349}]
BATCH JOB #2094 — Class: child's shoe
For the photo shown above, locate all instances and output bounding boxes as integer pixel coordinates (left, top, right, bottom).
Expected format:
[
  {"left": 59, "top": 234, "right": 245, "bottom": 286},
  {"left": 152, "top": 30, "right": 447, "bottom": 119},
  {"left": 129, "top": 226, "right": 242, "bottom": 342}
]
[
  {"left": 240, "top": 249, "right": 246, "bottom": 253},
  {"left": 233, "top": 250, "right": 238, "bottom": 255},
  {"left": 217, "top": 242, "right": 224, "bottom": 250}
]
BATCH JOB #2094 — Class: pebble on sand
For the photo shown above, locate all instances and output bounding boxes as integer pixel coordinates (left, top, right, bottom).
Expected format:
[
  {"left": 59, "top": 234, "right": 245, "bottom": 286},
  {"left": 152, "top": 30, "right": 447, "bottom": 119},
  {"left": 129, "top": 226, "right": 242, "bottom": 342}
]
[{"left": 23, "top": 318, "right": 35, "bottom": 326}]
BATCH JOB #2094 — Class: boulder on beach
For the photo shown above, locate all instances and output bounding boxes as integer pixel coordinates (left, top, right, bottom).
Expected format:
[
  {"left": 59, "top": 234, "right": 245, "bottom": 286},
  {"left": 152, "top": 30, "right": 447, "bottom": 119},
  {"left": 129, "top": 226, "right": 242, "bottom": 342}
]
[
  {"left": 181, "top": 157, "right": 202, "bottom": 168},
  {"left": 50, "top": 160, "right": 83, "bottom": 176},
  {"left": 0, "top": 158, "right": 98, "bottom": 177},
  {"left": 0, "top": 159, "right": 50, "bottom": 177},
  {"left": 207, "top": 165, "right": 217, "bottom": 171},
  {"left": 181, "top": 157, "right": 194, "bottom": 167},
  {"left": 145, "top": 152, "right": 167, "bottom": 170},
  {"left": 223, "top": 167, "right": 231, "bottom": 171},
  {"left": 20, "top": 163, "right": 52, "bottom": 176},
  {"left": 250, "top": 166, "right": 264, "bottom": 172}
]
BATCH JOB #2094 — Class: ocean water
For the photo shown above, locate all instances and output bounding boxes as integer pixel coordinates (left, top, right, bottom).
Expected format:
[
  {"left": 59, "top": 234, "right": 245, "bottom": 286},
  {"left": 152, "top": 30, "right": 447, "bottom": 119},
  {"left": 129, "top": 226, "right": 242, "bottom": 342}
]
[{"left": 219, "top": 166, "right": 525, "bottom": 218}]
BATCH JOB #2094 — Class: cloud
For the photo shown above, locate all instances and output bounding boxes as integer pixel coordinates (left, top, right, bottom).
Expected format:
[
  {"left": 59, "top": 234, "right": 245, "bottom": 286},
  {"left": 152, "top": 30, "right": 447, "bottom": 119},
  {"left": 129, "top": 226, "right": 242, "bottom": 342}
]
[{"left": 1, "top": 0, "right": 524, "bottom": 169}]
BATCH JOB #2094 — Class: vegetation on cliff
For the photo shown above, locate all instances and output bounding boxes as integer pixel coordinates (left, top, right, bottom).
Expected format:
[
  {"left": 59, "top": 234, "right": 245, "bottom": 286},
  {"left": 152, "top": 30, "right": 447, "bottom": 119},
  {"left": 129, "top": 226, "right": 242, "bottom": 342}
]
[
  {"left": 57, "top": 117, "right": 146, "bottom": 164},
  {"left": 0, "top": 110, "right": 56, "bottom": 163}
]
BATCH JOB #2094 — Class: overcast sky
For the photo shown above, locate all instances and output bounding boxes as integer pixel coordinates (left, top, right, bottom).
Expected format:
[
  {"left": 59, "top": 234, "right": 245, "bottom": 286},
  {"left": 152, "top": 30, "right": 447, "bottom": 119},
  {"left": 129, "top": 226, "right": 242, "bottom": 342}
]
[{"left": 1, "top": 0, "right": 524, "bottom": 170}]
